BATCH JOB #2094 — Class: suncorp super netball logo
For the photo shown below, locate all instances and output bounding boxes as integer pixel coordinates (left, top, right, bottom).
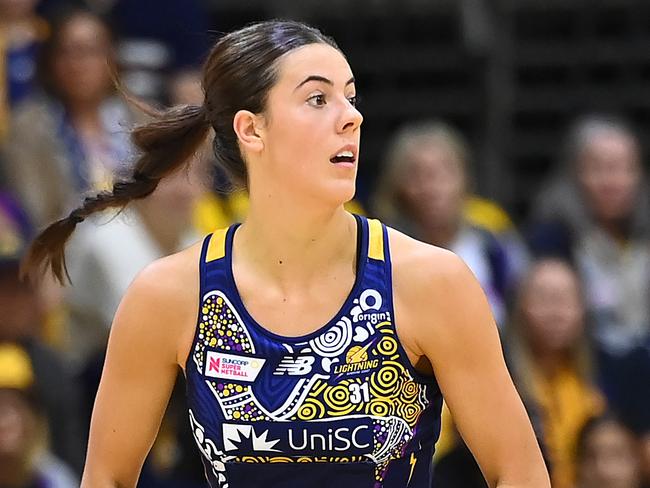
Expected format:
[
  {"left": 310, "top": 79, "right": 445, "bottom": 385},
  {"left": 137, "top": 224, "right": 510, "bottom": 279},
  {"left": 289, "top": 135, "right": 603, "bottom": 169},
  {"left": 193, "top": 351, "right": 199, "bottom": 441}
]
[{"left": 205, "top": 351, "right": 265, "bottom": 382}]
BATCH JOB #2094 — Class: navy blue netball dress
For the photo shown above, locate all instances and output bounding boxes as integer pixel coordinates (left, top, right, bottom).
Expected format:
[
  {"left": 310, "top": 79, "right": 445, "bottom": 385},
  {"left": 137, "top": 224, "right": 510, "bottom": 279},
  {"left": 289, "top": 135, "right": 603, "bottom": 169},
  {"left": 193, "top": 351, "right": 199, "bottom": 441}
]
[{"left": 185, "top": 215, "right": 444, "bottom": 488}]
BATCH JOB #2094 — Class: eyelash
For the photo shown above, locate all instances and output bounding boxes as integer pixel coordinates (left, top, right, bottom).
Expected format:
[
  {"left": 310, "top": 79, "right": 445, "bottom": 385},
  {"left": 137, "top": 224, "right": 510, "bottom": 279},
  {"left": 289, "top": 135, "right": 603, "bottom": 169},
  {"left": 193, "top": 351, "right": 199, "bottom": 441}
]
[{"left": 307, "top": 94, "right": 359, "bottom": 107}]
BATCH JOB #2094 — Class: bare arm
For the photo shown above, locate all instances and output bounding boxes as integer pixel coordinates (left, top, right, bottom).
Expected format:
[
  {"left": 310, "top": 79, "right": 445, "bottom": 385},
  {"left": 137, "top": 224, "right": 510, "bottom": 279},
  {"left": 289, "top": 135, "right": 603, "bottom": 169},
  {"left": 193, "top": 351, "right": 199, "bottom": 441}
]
[
  {"left": 80, "top": 254, "right": 198, "bottom": 488},
  {"left": 395, "top": 242, "right": 549, "bottom": 488}
]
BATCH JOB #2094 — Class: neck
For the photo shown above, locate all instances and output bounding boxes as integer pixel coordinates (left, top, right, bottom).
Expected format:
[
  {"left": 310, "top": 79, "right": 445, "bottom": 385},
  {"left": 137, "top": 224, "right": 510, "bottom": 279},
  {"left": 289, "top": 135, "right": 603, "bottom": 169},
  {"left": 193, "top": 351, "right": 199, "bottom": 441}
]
[
  {"left": 67, "top": 100, "right": 103, "bottom": 126},
  {"left": 0, "top": 455, "right": 32, "bottom": 487},
  {"left": 236, "top": 195, "right": 357, "bottom": 290},
  {"left": 532, "top": 349, "right": 570, "bottom": 378},
  {"left": 597, "top": 217, "right": 630, "bottom": 243}
]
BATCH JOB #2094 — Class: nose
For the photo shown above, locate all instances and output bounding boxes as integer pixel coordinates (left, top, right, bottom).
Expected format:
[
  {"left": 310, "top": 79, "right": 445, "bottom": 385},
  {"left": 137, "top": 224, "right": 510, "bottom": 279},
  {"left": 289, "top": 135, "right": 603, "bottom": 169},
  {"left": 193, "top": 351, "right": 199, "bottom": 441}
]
[{"left": 337, "top": 100, "right": 363, "bottom": 134}]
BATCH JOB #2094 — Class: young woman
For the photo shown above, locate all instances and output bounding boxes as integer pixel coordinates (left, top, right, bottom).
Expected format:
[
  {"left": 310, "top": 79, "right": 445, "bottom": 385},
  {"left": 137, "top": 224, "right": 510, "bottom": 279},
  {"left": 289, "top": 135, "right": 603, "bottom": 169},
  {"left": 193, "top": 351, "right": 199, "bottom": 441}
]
[
  {"left": 23, "top": 20, "right": 549, "bottom": 488},
  {"left": 507, "top": 258, "right": 604, "bottom": 488},
  {"left": 4, "top": 10, "right": 134, "bottom": 228},
  {"left": 576, "top": 415, "right": 645, "bottom": 488}
]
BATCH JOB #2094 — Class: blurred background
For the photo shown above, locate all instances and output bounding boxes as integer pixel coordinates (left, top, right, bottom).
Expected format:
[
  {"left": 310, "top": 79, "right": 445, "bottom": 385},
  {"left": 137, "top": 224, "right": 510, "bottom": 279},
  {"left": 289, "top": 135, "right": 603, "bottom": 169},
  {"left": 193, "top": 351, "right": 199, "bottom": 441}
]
[{"left": 1, "top": 0, "right": 650, "bottom": 487}]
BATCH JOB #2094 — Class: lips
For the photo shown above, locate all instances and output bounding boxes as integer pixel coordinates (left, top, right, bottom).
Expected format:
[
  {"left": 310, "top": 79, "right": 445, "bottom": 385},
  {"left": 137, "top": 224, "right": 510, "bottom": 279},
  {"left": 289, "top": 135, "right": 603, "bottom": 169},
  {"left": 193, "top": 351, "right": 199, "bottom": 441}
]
[{"left": 330, "top": 144, "right": 358, "bottom": 164}]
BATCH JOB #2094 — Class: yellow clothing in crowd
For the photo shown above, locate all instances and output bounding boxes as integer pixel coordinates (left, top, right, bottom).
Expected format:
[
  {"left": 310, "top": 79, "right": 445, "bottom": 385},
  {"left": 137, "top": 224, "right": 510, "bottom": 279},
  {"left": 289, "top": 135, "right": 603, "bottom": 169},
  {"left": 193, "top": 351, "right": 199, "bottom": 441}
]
[
  {"left": 464, "top": 195, "right": 515, "bottom": 234},
  {"left": 531, "top": 365, "right": 604, "bottom": 488}
]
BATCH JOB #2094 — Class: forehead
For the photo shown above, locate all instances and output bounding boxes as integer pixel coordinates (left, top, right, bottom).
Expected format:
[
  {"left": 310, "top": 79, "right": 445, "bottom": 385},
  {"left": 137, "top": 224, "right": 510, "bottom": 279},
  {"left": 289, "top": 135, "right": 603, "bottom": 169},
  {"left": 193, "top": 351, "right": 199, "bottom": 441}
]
[
  {"left": 274, "top": 43, "right": 353, "bottom": 88},
  {"left": 581, "top": 130, "right": 637, "bottom": 156},
  {"left": 529, "top": 261, "right": 577, "bottom": 290},
  {"left": 58, "top": 15, "right": 108, "bottom": 44}
]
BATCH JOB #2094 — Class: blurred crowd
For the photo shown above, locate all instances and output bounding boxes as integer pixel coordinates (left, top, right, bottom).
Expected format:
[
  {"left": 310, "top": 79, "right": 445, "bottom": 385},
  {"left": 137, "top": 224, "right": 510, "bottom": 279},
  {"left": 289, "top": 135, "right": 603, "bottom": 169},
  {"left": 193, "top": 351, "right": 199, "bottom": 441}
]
[{"left": 1, "top": 1, "right": 649, "bottom": 488}]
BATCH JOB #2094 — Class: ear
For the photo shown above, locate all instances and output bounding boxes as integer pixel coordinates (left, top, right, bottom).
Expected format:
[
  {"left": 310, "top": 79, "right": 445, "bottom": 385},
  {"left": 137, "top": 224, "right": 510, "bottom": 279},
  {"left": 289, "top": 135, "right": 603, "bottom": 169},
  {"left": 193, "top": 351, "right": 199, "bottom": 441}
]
[{"left": 233, "top": 110, "right": 264, "bottom": 154}]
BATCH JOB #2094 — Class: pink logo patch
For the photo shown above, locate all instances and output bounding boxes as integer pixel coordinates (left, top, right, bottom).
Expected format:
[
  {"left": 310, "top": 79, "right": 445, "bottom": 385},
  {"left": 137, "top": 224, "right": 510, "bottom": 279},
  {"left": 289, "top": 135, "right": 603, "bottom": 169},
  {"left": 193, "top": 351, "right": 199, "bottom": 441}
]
[
  {"left": 204, "top": 351, "right": 265, "bottom": 382},
  {"left": 209, "top": 356, "right": 221, "bottom": 373}
]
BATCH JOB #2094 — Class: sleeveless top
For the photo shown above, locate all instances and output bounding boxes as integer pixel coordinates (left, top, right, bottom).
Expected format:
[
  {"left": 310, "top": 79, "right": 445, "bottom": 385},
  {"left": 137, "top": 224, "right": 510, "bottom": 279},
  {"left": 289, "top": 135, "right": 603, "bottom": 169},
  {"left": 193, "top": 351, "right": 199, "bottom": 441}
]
[{"left": 185, "top": 215, "right": 444, "bottom": 488}]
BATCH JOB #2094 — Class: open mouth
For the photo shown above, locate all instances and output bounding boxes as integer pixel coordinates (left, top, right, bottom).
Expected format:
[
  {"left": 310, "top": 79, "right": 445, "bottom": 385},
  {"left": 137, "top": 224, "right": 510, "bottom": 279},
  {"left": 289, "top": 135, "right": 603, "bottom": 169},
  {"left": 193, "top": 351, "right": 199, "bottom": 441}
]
[{"left": 330, "top": 150, "right": 356, "bottom": 164}]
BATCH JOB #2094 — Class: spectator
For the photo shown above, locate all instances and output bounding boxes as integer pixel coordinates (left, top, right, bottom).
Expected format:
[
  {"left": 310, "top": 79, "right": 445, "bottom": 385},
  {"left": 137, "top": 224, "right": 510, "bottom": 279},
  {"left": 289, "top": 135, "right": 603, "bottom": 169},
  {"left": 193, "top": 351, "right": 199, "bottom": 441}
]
[
  {"left": 0, "top": 351, "right": 78, "bottom": 488},
  {"left": 0, "top": 0, "right": 48, "bottom": 141},
  {"left": 0, "top": 194, "right": 86, "bottom": 473},
  {"left": 529, "top": 115, "right": 650, "bottom": 356},
  {"left": 604, "top": 337, "right": 650, "bottom": 485},
  {"left": 64, "top": 160, "right": 207, "bottom": 369},
  {"left": 576, "top": 415, "right": 646, "bottom": 488},
  {"left": 374, "top": 120, "right": 528, "bottom": 326},
  {"left": 508, "top": 258, "right": 605, "bottom": 488},
  {"left": 61, "top": 156, "right": 208, "bottom": 485},
  {"left": 2, "top": 9, "right": 135, "bottom": 228}
]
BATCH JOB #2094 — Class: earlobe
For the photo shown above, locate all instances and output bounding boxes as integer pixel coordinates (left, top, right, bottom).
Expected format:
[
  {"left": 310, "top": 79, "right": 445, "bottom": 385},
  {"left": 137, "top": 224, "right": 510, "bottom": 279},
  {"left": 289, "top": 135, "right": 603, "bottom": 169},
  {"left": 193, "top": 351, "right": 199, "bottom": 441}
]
[{"left": 233, "top": 110, "right": 264, "bottom": 153}]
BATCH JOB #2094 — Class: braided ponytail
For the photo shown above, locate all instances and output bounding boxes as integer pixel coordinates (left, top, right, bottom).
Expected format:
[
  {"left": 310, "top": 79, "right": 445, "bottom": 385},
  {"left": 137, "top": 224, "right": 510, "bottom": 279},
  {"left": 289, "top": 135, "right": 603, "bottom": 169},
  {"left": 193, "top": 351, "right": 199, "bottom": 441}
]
[
  {"left": 21, "top": 103, "right": 210, "bottom": 283},
  {"left": 22, "top": 20, "right": 343, "bottom": 284}
]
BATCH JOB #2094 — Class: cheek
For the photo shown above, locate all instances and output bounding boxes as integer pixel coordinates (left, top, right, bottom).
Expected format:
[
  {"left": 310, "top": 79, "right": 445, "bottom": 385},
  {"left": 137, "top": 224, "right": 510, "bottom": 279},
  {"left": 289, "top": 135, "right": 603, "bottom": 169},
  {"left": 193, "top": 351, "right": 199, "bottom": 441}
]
[
  {"left": 267, "top": 117, "right": 325, "bottom": 171},
  {"left": 52, "top": 60, "right": 71, "bottom": 86}
]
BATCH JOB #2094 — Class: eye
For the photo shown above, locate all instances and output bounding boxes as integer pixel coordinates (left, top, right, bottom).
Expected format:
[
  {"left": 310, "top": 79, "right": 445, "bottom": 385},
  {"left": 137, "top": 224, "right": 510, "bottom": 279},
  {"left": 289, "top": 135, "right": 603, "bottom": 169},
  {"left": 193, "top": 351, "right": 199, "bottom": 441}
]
[
  {"left": 347, "top": 94, "right": 360, "bottom": 107},
  {"left": 307, "top": 93, "right": 326, "bottom": 107}
]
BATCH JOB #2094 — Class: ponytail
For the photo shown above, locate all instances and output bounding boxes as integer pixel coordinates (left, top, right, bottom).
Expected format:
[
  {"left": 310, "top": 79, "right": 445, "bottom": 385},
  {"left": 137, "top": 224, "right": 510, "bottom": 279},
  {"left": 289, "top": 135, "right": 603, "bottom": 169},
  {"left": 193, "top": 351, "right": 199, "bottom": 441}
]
[{"left": 21, "top": 103, "right": 210, "bottom": 284}]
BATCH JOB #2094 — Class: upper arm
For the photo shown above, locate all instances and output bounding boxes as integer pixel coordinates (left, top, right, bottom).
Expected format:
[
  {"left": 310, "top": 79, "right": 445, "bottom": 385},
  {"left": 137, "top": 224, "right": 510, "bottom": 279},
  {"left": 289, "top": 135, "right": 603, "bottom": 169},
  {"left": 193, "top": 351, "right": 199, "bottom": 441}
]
[
  {"left": 81, "top": 258, "right": 197, "bottom": 487},
  {"left": 401, "top": 248, "right": 549, "bottom": 487}
]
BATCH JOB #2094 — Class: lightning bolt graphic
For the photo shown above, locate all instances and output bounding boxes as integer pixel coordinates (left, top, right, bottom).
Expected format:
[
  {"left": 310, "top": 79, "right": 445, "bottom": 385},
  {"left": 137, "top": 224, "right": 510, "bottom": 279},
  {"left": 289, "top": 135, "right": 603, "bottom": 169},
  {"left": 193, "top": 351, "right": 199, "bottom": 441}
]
[
  {"left": 349, "top": 338, "right": 376, "bottom": 362},
  {"left": 333, "top": 338, "right": 379, "bottom": 381},
  {"left": 407, "top": 452, "right": 417, "bottom": 485}
]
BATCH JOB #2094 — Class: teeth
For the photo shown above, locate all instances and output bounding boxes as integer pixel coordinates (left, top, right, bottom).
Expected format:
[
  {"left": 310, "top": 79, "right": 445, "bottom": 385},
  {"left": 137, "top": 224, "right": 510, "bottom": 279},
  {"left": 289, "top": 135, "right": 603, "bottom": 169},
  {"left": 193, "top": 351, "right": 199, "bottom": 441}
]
[{"left": 336, "top": 150, "right": 354, "bottom": 158}]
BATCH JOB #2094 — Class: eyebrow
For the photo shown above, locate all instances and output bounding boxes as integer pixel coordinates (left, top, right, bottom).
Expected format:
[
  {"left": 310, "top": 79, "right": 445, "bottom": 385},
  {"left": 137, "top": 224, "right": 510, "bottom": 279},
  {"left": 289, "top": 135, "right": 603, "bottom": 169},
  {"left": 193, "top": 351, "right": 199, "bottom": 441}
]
[{"left": 294, "top": 75, "right": 356, "bottom": 91}]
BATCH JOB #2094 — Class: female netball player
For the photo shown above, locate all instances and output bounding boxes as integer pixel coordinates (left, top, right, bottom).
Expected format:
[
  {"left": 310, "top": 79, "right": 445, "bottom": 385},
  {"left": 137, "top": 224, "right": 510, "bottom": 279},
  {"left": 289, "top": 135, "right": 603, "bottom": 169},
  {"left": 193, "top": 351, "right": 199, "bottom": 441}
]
[{"left": 24, "top": 20, "right": 549, "bottom": 488}]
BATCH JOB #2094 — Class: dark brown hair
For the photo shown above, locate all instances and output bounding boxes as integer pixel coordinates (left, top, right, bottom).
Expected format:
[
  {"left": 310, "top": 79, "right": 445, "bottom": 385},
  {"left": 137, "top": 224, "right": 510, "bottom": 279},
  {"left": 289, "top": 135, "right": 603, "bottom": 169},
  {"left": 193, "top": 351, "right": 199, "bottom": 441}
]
[{"left": 22, "top": 20, "right": 338, "bottom": 283}]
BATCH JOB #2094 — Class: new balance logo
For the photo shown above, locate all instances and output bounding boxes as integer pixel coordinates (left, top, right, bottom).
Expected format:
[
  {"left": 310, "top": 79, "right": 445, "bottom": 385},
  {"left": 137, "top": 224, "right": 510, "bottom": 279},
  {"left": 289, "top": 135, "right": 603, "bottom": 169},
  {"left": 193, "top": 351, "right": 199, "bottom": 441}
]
[{"left": 273, "top": 355, "right": 316, "bottom": 376}]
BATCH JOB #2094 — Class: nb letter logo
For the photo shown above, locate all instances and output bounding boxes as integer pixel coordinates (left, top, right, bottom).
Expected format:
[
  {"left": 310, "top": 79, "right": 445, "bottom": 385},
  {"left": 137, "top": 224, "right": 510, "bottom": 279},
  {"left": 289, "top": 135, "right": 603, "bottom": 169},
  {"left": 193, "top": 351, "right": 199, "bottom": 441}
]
[{"left": 273, "top": 356, "right": 316, "bottom": 376}]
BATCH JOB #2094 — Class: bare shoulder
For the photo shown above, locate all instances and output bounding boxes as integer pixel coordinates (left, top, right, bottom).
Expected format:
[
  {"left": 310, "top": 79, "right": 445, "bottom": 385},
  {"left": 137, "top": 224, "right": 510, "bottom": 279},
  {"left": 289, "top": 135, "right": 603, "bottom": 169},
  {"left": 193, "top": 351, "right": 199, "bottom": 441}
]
[
  {"left": 130, "top": 239, "right": 203, "bottom": 302},
  {"left": 386, "top": 227, "right": 489, "bottom": 357},
  {"left": 386, "top": 226, "right": 472, "bottom": 293},
  {"left": 112, "top": 239, "right": 204, "bottom": 369}
]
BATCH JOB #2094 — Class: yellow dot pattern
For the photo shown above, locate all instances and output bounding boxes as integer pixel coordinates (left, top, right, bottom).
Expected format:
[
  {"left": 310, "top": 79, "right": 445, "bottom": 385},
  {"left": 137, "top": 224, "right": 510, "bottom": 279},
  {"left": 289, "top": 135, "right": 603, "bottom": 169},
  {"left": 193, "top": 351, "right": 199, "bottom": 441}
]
[
  {"left": 193, "top": 292, "right": 253, "bottom": 372},
  {"left": 191, "top": 290, "right": 432, "bottom": 486}
]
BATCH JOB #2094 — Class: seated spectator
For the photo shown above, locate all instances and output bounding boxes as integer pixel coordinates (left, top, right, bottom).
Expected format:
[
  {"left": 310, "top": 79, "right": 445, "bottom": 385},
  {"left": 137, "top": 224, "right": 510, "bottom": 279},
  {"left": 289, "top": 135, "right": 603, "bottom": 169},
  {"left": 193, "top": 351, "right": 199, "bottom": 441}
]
[
  {"left": 0, "top": 348, "right": 78, "bottom": 488},
  {"left": 61, "top": 149, "right": 209, "bottom": 485},
  {"left": 2, "top": 9, "right": 136, "bottom": 228},
  {"left": 0, "top": 0, "right": 49, "bottom": 141},
  {"left": 529, "top": 115, "right": 650, "bottom": 355},
  {"left": 576, "top": 415, "right": 647, "bottom": 488},
  {"left": 508, "top": 258, "right": 605, "bottom": 488},
  {"left": 64, "top": 160, "right": 207, "bottom": 369},
  {"left": 602, "top": 337, "right": 650, "bottom": 485},
  {"left": 374, "top": 120, "right": 528, "bottom": 326},
  {"left": 0, "top": 193, "right": 85, "bottom": 473}
]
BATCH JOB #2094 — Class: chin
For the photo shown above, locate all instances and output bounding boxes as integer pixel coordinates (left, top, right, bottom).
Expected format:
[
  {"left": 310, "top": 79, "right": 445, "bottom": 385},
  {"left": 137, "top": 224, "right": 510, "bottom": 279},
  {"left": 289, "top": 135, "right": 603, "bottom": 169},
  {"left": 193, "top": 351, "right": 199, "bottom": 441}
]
[{"left": 314, "top": 181, "right": 357, "bottom": 208}]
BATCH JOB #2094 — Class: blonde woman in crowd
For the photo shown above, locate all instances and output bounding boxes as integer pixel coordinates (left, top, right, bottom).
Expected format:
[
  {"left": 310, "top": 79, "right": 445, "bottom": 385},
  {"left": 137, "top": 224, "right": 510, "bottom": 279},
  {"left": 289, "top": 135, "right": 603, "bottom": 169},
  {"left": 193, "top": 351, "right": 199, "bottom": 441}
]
[
  {"left": 508, "top": 258, "right": 605, "bottom": 488},
  {"left": 374, "top": 120, "right": 528, "bottom": 327}
]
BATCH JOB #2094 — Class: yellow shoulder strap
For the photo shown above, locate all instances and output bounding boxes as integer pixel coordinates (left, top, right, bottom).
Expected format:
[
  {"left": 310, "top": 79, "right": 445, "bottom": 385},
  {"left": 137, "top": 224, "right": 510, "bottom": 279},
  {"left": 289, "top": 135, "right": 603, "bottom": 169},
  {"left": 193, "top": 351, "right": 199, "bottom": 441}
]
[
  {"left": 205, "top": 227, "right": 228, "bottom": 263},
  {"left": 367, "top": 218, "right": 385, "bottom": 262}
]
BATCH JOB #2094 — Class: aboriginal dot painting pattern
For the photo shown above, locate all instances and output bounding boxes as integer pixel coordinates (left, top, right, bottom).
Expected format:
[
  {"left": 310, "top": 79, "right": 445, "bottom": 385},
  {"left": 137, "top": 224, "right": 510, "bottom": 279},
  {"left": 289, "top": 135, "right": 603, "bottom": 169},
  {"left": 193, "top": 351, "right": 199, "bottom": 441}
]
[{"left": 192, "top": 291, "right": 431, "bottom": 487}]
